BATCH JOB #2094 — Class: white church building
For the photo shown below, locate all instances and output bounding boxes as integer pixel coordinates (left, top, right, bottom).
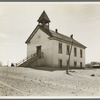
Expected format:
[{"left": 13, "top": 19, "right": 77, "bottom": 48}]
[{"left": 18, "top": 11, "right": 86, "bottom": 68}]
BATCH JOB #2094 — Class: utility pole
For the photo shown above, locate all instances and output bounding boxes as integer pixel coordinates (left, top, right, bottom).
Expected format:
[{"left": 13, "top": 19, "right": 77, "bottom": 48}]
[{"left": 66, "top": 34, "right": 73, "bottom": 74}]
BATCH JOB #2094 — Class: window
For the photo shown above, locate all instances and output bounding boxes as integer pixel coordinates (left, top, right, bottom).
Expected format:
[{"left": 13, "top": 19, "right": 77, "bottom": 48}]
[
  {"left": 80, "top": 49, "right": 83, "bottom": 58},
  {"left": 67, "top": 45, "right": 70, "bottom": 55},
  {"left": 59, "top": 59, "right": 62, "bottom": 68},
  {"left": 74, "top": 47, "right": 77, "bottom": 57},
  {"left": 58, "top": 43, "right": 62, "bottom": 54},
  {"left": 80, "top": 62, "right": 82, "bottom": 68},
  {"left": 74, "top": 61, "right": 77, "bottom": 67}
]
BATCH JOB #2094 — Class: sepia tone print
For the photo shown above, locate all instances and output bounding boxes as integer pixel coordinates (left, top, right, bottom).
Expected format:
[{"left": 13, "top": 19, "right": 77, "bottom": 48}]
[{"left": 0, "top": 2, "right": 100, "bottom": 97}]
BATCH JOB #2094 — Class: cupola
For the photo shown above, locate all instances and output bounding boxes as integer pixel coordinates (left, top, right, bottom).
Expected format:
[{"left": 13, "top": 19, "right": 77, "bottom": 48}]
[{"left": 37, "top": 11, "right": 50, "bottom": 29}]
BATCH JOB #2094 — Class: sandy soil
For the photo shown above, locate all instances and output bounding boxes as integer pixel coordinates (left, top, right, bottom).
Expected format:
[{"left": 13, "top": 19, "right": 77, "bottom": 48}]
[{"left": 0, "top": 66, "right": 100, "bottom": 97}]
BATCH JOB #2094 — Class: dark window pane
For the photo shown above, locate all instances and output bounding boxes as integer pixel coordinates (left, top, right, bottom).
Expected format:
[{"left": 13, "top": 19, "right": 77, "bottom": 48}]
[
  {"left": 80, "top": 62, "right": 82, "bottom": 68},
  {"left": 80, "top": 49, "right": 82, "bottom": 58},
  {"left": 59, "top": 43, "right": 62, "bottom": 54},
  {"left": 67, "top": 45, "right": 70, "bottom": 55},
  {"left": 74, "top": 47, "right": 77, "bottom": 57},
  {"left": 74, "top": 61, "right": 77, "bottom": 67}
]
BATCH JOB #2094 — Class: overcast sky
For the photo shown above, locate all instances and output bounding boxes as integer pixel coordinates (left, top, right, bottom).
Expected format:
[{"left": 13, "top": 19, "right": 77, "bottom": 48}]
[{"left": 0, "top": 2, "right": 100, "bottom": 66}]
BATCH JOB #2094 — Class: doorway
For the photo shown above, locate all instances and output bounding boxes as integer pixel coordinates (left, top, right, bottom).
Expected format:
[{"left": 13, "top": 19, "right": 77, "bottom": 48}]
[
  {"left": 80, "top": 62, "right": 82, "bottom": 68},
  {"left": 37, "top": 46, "right": 41, "bottom": 54},
  {"left": 36, "top": 46, "right": 41, "bottom": 58},
  {"left": 59, "top": 59, "right": 62, "bottom": 68}
]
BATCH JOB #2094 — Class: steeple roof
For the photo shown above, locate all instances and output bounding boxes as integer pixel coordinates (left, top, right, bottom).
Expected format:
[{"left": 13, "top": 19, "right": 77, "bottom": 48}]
[{"left": 37, "top": 11, "right": 50, "bottom": 23}]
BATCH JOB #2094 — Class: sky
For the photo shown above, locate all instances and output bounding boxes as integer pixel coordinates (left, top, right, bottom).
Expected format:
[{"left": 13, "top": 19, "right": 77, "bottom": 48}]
[{"left": 0, "top": 2, "right": 100, "bottom": 66}]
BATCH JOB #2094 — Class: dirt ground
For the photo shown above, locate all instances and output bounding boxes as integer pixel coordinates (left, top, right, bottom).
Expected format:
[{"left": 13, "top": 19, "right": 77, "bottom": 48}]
[{"left": 0, "top": 66, "right": 100, "bottom": 97}]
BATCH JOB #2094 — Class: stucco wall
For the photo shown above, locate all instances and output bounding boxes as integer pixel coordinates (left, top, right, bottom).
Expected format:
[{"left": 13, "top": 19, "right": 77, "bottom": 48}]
[
  {"left": 70, "top": 45, "right": 85, "bottom": 68},
  {"left": 27, "top": 28, "right": 85, "bottom": 68},
  {"left": 27, "top": 29, "right": 53, "bottom": 67},
  {"left": 52, "top": 40, "right": 85, "bottom": 68}
]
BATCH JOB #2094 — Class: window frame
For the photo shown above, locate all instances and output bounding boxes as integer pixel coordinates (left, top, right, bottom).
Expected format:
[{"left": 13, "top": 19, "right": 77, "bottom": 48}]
[
  {"left": 58, "top": 59, "right": 62, "bottom": 68},
  {"left": 67, "top": 45, "right": 70, "bottom": 55},
  {"left": 80, "top": 62, "right": 82, "bottom": 68},
  {"left": 74, "top": 61, "right": 77, "bottom": 67},
  {"left": 58, "top": 43, "right": 62, "bottom": 54},
  {"left": 74, "top": 47, "right": 77, "bottom": 57},
  {"left": 80, "top": 49, "right": 83, "bottom": 58}
]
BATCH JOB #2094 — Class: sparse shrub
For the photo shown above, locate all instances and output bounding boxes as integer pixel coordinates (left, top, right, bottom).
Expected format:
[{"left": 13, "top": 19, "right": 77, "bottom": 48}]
[
  {"left": 85, "top": 63, "right": 93, "bottom": 68},
  {"left": 24, "top": 76, "right": 25, "bottom": 78},
  {"left": 86, "top": 61, "right": 100, "bottom": 68}
]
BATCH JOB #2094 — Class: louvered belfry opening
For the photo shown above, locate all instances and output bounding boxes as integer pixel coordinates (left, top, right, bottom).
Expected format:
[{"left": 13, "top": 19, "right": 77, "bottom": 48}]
[{"left": 37, "top": 11, "right": 50, "bottom": 29}]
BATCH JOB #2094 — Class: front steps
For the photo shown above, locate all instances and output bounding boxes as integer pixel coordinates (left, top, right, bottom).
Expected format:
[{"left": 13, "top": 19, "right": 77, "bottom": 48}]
[{"left": 17, "top": 52, "right": 43, "bottom": 67}]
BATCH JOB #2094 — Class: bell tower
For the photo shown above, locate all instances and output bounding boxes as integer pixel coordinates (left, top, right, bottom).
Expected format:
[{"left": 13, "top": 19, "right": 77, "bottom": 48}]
[{"left": 37, "top": 11, "right": 50, "bottom": 29}]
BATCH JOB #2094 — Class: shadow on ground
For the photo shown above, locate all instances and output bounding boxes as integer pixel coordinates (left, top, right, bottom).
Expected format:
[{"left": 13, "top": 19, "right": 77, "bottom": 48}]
[{"left": 20, "top": 66, "right": 85, "bottom": 72}]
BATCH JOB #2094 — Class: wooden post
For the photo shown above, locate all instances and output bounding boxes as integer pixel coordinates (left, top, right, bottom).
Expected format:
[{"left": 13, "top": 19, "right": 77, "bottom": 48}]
[{"left": 66, "top": 34, "right": 73, "bottom": 74}]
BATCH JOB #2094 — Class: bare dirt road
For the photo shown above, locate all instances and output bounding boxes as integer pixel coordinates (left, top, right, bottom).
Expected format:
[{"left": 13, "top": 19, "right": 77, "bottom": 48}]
[{"left": 0, "top": 66, "right": 100, "bottom": 97}]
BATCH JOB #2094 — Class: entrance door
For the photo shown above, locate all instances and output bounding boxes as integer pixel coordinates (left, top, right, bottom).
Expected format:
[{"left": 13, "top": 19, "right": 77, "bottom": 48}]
[
  {"left": 80, "top": 62, "right": 82, "bottom": 68},
  {"left": 59, "top": 60, "right": 62, "bottom": 68},
  {"left": 37, "top": 46, "right": 41, "bottom": 58},
  {"left": 37, "top": 46, "right": 41, "bottom": 54}
]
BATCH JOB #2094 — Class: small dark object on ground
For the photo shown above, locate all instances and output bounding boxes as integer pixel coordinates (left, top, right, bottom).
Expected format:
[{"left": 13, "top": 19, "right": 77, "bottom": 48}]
[
  {"left": 11, "top": 63, "right": 14, "bottom": 67},
  {"left": 91, "top": 74, "right": 95, "bottom": 77}
]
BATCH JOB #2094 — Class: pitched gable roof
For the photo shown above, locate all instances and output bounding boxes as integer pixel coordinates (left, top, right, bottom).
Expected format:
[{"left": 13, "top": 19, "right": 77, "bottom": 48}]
[
  {"left": 49, "top": 30, "right": 86, "bottom": 48},
  {"left": 25, "top": 25, "right": 86, "bottom": 49},
  {"left": 25, "top": 25, "right": 52, "bottom": 43}
]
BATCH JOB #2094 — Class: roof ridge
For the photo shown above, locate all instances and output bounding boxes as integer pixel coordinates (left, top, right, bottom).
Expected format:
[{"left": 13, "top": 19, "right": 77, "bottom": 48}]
[
  {"left": 49, "top": 29, "right": 86, "bottom": 48},
  {"left": 25, "top": 25, "right": 86, "bottom": 48},
  {"left": 49, "top": 29, "right": 71, "bottom": 39}
]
